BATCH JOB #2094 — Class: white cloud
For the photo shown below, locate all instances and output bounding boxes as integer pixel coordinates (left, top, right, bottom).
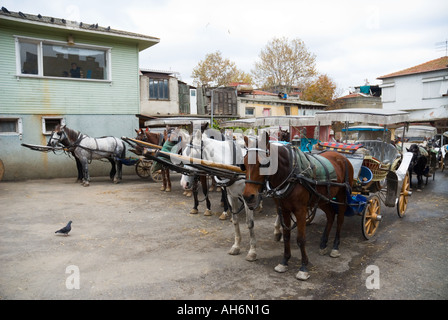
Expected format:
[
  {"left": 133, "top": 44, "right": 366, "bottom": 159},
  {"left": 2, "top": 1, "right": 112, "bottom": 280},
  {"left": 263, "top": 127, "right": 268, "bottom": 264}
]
[{"left": 4, "top": 0, "right": 448, "bottom": 92}]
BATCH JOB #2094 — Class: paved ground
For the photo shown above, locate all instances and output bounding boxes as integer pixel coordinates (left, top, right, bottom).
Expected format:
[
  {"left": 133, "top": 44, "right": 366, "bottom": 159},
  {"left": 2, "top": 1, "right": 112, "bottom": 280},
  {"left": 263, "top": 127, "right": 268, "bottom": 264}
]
[{"left": 0, "top": 169, "right": 447, "bottom": 300}]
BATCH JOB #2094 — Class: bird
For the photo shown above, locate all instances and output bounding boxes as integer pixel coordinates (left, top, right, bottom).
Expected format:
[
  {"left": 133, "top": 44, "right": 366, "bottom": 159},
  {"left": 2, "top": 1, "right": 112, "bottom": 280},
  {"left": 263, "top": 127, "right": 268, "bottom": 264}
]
[
  {"left": 18, "top": 11, "right": 26, "bottom": 18},
  {"left": 55, "top": 221, "right": 72, "bottom": 236}
]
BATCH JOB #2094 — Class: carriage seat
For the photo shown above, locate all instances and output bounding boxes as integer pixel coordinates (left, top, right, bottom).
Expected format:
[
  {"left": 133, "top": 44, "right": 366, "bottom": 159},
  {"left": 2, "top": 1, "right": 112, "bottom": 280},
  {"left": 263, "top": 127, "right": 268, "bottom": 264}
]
[{"left": 356, "top": 140, "right": 399, "bottom": 164}]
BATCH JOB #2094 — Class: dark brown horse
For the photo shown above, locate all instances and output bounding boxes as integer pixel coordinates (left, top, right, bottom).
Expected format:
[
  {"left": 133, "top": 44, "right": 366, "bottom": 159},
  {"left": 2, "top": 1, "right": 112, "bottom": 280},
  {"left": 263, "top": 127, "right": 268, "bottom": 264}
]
[
  {"left": 242, "top": 132, "right": 354, "bottom": 280},
  {"left": 135, "top": 127, "right": 173, "bottom": 191}
]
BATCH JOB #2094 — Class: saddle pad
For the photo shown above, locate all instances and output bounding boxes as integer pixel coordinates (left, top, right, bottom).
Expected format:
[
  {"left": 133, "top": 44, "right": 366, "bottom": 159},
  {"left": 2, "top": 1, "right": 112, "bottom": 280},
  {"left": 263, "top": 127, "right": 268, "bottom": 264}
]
[
  {"left": 316, "top": 142, "right": 364, "bottom": 154},
  {"left": 295, "top": 150, "right": 337, "bottom": 181}
]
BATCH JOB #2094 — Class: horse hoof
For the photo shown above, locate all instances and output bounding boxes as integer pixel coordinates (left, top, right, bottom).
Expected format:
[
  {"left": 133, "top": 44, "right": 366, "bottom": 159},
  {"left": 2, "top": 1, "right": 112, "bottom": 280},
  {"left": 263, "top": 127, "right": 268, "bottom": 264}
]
[
  {"left": 165, "top": 187, "right": 171, "bottom": 192},
  {"left": 330, "top": 249, "right": 341, "bottom": 258},
  {"left": 228, "top": 246, "right": 240, "bottom": 256},
  {"left": 274, "top": 233, "right": 282, "bottom": 242},
  {"left": 219, "top": 212, "right": 229, "bottom": 220},
  {"left": 160, "top": 186, "right": 166, "bottom": 191},
  {"left": 185, "top": 191, "right": 192, "bottom": 197},
  {"left": 296, "top": 271, "right": 310, "bottom": 281},
  {"left": 204, "top": 209, "right": 212, "bottom": 216},
  {"left": 319, "top": 247, "right": 329, "bottom": 256},
  {"left": 245, "top": 251, "right": 257, "bottom": 262},
  {"left": 190, "top": 209, "right": 198, "bottom": 215},
  {"left": 274, "top": 264, "right": 288, "bottom": 273}
]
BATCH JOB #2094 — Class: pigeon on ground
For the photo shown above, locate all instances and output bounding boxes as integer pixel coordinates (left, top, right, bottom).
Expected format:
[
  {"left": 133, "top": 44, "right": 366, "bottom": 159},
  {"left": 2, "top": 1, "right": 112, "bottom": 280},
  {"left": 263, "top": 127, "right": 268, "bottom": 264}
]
[{"left": 55, "top": 221, "right": 72, "bottom": 236}]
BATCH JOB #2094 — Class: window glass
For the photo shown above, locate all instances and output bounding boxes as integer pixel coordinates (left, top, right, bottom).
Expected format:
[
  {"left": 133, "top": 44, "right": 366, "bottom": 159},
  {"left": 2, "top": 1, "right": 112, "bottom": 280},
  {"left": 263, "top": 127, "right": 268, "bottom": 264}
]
[
  {"left": 0, "top": 119, "right": 18, "bottom": 133},
  {"left": 20, "top": 41, "right": 38, "bottom": 75},
  {"left": 42, "top": 44, "right": 107, "bottom": 79},
  {"left": 149, "top": 78, "right": 169, "bottom": 100}
]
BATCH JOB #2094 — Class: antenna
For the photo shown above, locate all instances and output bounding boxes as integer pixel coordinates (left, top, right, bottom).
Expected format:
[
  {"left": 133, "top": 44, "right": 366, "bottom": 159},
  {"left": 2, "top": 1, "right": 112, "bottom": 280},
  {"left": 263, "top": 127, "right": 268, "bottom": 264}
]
[{"left": 435, "top": 39, "right": 448, "bottom": 56}]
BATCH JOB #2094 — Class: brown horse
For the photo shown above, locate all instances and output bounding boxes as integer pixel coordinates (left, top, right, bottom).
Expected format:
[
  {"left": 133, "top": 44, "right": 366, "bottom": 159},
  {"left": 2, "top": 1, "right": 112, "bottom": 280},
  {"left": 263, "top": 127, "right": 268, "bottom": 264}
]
[
  {"left": 242, "top": 132, "right": 354, "bottom": 281},
  {"left": 135, "top": 127, "right": 173, "bottom": 191}
]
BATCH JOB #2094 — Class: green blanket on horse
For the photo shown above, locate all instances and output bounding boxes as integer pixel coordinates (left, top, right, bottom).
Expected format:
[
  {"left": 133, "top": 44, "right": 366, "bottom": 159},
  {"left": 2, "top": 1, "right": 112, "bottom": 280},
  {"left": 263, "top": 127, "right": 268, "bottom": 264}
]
[
  {"left": 294, "top": 148, "right": 337, "bottom": 182},
  {"left": 151, "top": 140, "right": 177, "bottom": 173}
]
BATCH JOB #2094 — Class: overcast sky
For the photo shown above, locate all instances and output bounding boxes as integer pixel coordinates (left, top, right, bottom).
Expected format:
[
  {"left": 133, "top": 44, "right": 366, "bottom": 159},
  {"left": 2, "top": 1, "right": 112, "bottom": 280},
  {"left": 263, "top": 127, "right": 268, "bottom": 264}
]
[{"left": 3, "top": 0, "right": 448, "bottom": 95}]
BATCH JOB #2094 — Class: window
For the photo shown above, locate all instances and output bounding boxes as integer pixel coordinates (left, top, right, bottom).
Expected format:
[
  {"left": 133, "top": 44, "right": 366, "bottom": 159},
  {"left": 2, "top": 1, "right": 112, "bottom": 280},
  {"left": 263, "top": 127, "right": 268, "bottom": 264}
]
[
  {"left": 42, "top": 117, "right": 65, "bottom": 135},
  {"left": 149, "top": 78, "right": 169, "bottom": 100},
  {"left": 0, "top": 117, "right": 22, "bottom": 135},
  {"left": 263, "top": 108, "right": 271, "bottom": 116},
  {"left": 16, "top": 37, "right": 110, "bottom": 80},
  {"left": 422, "top": 77, "right": 448, "bottom": 99},
  {"left": 380, "top": 82, "right": 395, "bottom": 102},
  {"left": 245, "top": 107, "right": 255, "bottom": 116}
]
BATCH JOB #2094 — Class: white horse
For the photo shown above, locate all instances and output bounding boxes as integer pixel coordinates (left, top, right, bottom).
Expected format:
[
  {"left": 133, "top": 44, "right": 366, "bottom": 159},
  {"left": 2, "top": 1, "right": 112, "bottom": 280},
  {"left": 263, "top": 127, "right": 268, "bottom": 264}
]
[
  {"left": 47, "top": 124, "right": 126, "bottom": 187},
  {"left": 180, "top": 129, "right": 261, "bottom": 261}
]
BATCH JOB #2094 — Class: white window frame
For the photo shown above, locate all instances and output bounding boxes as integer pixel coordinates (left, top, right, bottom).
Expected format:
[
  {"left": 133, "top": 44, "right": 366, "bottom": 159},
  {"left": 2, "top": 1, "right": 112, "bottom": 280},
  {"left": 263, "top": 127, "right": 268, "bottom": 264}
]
[
  {"left": 422, "top": 76, "right": 447, "bottom": 99},
  {"left": 15, "top": 36, "right": 112, "bottom": 82},
  {"left": 0, "top": 117, "right": 23, "bottom": 136},
  {"left": 42, "top": 116, "right": 66, "bottom": 135},
  {"left": 380, "top": 82, "right": 396, "bottom": 102}
]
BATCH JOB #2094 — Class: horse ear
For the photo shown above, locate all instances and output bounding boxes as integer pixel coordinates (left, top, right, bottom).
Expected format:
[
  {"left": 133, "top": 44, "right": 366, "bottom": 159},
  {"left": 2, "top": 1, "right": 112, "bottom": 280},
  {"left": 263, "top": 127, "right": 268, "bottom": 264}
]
[
  {"left": 243, "top": 135, "right": 249, "bottom": 147},
  {"left": 264, "top": 131, "right": 270, "bottom": 149}
]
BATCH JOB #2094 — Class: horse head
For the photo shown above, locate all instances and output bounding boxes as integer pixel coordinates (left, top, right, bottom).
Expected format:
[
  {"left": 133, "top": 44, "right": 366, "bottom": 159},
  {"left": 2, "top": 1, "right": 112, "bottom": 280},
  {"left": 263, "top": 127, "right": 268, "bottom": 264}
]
[
  {"left": 47, "top": 124, "right": 67, "bottom": 147},
  {"left": 242, "top": 131, "right": 271, "bottom": 210}
]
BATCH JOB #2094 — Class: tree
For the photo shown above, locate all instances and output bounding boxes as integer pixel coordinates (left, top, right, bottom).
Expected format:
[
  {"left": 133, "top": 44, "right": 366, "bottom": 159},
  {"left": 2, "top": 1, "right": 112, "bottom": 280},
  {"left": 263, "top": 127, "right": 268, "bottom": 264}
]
[
  {"left": 251, "top": 37, "right": 317, "bottom": 92},
  {"left": 191, "top": 51, "right": 252, "bottom": 87},
  {"left": 302, "top": 74, "right": 337, "bottom": 107}
]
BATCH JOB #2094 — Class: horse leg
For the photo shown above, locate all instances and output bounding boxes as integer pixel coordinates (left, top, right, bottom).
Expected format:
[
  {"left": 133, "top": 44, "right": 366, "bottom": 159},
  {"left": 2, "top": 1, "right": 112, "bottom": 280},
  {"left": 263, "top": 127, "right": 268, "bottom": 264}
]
[
  {"left": 274, "top": 207, "right": 291, "bottom": 273},
  {"left": 417, "top": 173, "right": 423, "bottom": 191},
  {"left": 274, "top": 215, "right": 282, "bottom": 241},
  {"left": 190, "top": 176, "right": 200, "bottom": 214},
  {"left": 329, "top": 190, "right": 347, "bottom": 258},
  {"left": 319, "top": 202, "right": 335, "bottom": 256},
  {"left": 160, "top": 168, "right": 167, "bottom": 191},
  {"left": 245, "top": 205, "right": 257, "bottom": 261},
  {"left": 74, "top": 156, "right": 83, "bottom": 183},
  {"left": 219, "top": 188, "right": 230, "bottom": 220},
  {"left": 294, "top": 207, "right": 310, "bottom": 280},
  {"left": 201, "top": 176, "right": 212, "bottom": 216},
  {"left": 165, "top": 169, "right": 171, "bottom": 192},
  {"left": 115, "top": 159, "right": 123, "bottom": 183},
  {"left": 228, "top": 196, "right": 241, "bottom": 256},
  {"left": 80, "top": 158, "right": 90, "bottom": 187},
  {"left": 108, "top": 158, "right": 117, "bottom": 182}
]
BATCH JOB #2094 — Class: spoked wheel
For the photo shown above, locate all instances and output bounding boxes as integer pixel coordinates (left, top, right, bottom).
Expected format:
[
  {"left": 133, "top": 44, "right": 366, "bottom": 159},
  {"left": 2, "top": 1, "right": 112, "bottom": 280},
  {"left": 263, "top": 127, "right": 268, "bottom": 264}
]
[
  {"left": 362, "top": 194, "right": 381, "bottom": 240},
  {"left": 397, "top": 172, "right": 410, "bottom": 218},
  {"left": 306, "top": 205, "right": 317, "bottom": 225},
  {"left": 135, "top": 159, "right": 153, "bottom": 180},
  {"left": 150, "top": 161, "right": 163, "bottom": 182}
]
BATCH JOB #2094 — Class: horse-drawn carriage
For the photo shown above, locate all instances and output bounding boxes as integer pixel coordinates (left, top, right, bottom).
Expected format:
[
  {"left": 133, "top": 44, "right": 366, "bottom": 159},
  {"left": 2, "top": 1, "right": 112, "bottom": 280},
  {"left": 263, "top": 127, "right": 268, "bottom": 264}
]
[{"left": 313, "top": 108, "right": 413, "bottom": 239}]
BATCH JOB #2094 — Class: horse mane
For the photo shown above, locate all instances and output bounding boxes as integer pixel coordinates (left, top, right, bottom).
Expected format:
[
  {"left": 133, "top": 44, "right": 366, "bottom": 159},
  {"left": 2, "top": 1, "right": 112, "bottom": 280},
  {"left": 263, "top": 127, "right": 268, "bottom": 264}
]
[{"left": 57, "top": 125, "right": 81, "bottom": 142}]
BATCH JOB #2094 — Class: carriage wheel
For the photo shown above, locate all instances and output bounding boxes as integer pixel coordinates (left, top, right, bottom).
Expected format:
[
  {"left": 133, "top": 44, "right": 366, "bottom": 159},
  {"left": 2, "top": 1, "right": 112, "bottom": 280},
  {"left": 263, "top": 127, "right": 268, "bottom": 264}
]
[
  {"left": 306, "top": 205, "right": 317, "bottom": 225},
  {"left": 397, "top": 172, "right": 410, "bottom": 218},
  {"left": 135, "top": 159, "right": 153, "bottom": 180},
  {"left": 361, "top": 194, "right": 381, "bottom": 240},
  {"left": 150, "top": 161, "right": 163, "bottom": 182}
]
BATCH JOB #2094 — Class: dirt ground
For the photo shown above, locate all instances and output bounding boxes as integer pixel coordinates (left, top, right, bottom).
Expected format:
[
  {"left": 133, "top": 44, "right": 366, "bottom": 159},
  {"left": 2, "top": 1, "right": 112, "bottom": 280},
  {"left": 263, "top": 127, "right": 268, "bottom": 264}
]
[{"left": 0, "top": 171, "right": 447, "bottom": 300}]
